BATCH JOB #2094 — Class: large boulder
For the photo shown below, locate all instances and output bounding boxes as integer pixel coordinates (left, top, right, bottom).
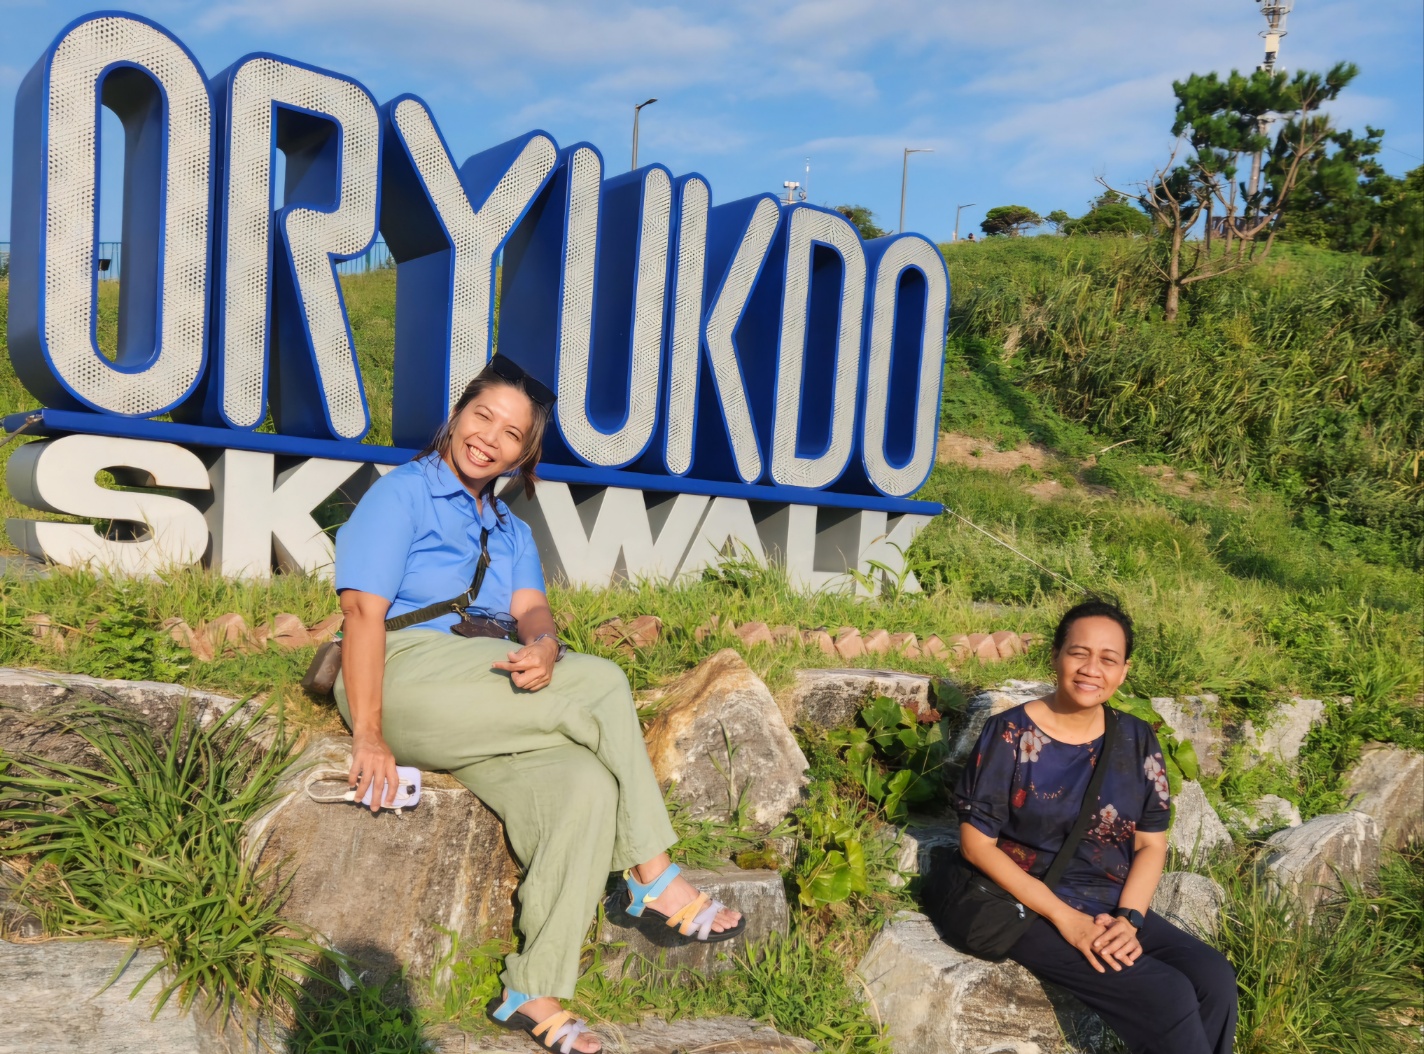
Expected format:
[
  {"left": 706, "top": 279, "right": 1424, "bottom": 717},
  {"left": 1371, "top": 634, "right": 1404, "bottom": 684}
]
[
  {"left": 1168, "top": 781, "right": 1232, "bottom": 862},
  {"left": 0, "top": 939, "right": 272, "bottom": 1054},
  {"left": 245, "top": 735, "right": 520, "bottom": 987},
  {"left": 888, "top": 818, "right": 962, "bottom": 887},
  {"left": 0, "top": 668, "right": 256, "bottom": 770},
  {"left": 432, "top": 1017, "right": 816, "bottom": 1052},
  {"left": 1223, "top": 794, "right": 1302, "bottom": 836},
  {"left": 642, "top": 650, "right": 808, "bottom": 830},
  {"left": 1344, "top": 744, "right": 1424, "bottom": 849},
  {"left": 1261, "top": 811, "right": 1381, "bottom": 912},
  {"left": 946, "top": 681, "right": 1054, "bottom": 775},
  {"left": 858, "top": 912, "right": 1107, "bottom": 1054},
  {"left": 1150, "top": 872, "right": 1226, "bottom": 940},
  {"left": 775, "top": 669, "right": 942, "bottom": 730},
  {"left": 1238, "top": 697, "right": 1326, "bottom": 765},
  {"left": 598, "top": 866, "right": 789, "bottom": 977},
  {"left": 1150, "top": 695, "right": 1224, "bottom": 778}
]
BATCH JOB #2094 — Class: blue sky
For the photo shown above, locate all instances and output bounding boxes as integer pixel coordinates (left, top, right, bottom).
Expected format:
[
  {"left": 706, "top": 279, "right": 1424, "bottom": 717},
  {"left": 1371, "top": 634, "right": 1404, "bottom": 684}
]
[{"left": 1, "top": 0, "right": 1421, "bottom": 243}]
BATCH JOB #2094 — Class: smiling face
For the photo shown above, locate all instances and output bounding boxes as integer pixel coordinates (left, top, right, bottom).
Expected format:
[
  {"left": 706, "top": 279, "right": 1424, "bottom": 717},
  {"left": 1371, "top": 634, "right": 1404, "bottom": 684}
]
[
  {"left": 1051, "top": 615, "right": 1131, "bottom": 711},
  {"left": 442, "top": 382, "right": 535, "bottom": 495}
]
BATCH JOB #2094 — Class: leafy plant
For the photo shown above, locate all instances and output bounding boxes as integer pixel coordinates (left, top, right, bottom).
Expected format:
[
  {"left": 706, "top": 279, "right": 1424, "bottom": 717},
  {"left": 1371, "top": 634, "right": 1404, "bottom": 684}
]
[
  {"left": 80, "top": 582, "right": 190, "bottom": 682},
  {"left": 0, "top": 701, "right": 325, "bottom": 1023},
  {"left": 1110, "top": 696, "right": 1201, "bottom": 795},
  {"left": 829, "top": 696, "right": 949, "bottom": 823}
]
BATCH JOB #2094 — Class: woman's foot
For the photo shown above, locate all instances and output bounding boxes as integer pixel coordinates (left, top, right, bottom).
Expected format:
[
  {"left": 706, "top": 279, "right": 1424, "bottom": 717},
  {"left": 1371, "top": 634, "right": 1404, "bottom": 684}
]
[
  {"left": 499, "top": 992, "right": 602, "bottom": 1053},
  {"left": 629, "top": 854, "right": 742, "bottom": 935}
]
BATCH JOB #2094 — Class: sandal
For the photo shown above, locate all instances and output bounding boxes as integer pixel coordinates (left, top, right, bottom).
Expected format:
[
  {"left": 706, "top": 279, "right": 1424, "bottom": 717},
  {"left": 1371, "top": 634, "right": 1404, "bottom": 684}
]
[
  {"left": 487, "top": 989, "right": 599, "bottom": 1054},
  {"left": 304, "top": 766, "right": 423, "bottom": 813},
  {"left": 621, "top": 862, "right": 747, "bottom": 943}
]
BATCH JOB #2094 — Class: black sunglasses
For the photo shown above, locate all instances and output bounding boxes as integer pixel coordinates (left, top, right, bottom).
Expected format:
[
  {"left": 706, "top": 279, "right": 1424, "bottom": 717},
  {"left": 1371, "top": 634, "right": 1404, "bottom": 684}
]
[{"left": 486, "top": 353, "right": 556, "bottom": 409}]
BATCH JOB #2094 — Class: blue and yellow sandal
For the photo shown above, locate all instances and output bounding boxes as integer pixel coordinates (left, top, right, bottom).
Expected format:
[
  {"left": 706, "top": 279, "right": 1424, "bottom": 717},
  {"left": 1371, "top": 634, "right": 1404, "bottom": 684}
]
[
  {"left": 622, "top": 862, "right": 747, "bottom": 943},
  {"left": 486, "top": 989, "right": 598, "bottom": 1054}
]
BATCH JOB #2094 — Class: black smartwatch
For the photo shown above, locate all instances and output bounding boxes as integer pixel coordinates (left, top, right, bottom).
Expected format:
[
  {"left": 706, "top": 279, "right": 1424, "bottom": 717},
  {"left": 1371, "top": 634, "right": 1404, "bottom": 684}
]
[{"left": 1113, "top": 907, "right": 1145, "bottom": 929}]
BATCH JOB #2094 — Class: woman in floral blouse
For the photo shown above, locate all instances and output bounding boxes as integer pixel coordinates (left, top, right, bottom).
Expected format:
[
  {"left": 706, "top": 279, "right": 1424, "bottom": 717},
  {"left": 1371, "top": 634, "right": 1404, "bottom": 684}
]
[{"left": 953, "top": 600, "right": 1237, "bottom": 1054}]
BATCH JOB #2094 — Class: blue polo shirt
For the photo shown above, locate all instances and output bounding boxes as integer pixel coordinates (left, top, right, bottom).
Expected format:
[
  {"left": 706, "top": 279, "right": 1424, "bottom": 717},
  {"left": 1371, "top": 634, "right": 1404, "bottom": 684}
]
[{"left": 334, "top": 454, "right": 545, "bottom": 632}]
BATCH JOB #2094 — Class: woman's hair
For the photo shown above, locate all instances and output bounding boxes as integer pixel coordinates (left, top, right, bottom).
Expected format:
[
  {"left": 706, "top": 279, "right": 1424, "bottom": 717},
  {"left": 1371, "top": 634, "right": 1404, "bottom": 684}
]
[
  {"left": 1051, "top": 597, "right": 1135, "bottom": 659},
  {"left": 417, "top": 368, "right": 551, "bottom": 503}
]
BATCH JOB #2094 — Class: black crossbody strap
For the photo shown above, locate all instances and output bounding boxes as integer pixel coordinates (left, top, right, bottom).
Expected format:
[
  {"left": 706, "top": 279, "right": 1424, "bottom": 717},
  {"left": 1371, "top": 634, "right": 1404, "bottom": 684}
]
[
  {"left": 383, "top": 527, "right": 491, "bottom": 631},
  {"left": 1040, "top": 706, "right": 1118, "bottom": 890}
]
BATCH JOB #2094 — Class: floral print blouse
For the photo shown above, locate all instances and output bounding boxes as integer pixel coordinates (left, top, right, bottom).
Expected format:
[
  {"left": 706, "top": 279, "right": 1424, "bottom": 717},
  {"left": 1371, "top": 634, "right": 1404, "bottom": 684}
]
[{"left": 954, "top": 703, "right": 1171, "bottom": 915}]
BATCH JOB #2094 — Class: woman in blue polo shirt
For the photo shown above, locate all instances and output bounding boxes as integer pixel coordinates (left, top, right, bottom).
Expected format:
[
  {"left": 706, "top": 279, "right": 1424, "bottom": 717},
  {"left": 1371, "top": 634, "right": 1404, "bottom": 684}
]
[{"left": 333, "top": 355, "right": 743, "bottom": 1054}]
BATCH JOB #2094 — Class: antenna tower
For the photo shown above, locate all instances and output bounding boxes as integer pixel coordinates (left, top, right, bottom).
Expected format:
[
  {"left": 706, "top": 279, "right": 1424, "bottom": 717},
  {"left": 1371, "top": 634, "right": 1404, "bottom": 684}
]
[{"left": 1246, "top": 0, "right": 1294, "bottom": 197}]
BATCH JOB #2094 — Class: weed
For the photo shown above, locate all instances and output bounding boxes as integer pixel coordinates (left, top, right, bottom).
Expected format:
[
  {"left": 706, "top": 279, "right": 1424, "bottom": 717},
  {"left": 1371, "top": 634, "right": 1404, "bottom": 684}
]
[{"left": 828, "top": 696, "right": 950, "bottom": 824}]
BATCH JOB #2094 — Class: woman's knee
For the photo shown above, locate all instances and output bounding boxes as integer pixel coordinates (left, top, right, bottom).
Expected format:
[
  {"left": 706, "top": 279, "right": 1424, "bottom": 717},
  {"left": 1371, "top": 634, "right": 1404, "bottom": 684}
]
[
  {"left": 1193, "top": 945, "right": 1238, "bottom": 1004},
  {"left": 558, "top": 748, "right": 620, "bottom": 815}
]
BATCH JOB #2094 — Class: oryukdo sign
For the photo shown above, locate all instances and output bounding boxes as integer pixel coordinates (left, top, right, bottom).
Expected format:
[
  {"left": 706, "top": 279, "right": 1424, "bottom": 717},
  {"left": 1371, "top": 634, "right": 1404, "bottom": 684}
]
[{"left": 5, "top": 12, "right": 949, "bottom": 592}]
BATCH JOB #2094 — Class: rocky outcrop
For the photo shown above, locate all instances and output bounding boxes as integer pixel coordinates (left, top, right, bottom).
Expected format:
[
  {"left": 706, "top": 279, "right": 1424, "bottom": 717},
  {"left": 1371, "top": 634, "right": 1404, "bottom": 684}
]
[
  {"left": 775, "top": 669, "right": 943, "bottom": 729},
  {"left": 1150, "top": 872, "right": 1225, "bottom": 940},
  {"left": 1344, "top": 744, "right": 1424, "bottom": 849},
  {"left": 889, "top": 818, "right": 962, "bottom": 885},
  {"left": 598, "top": 866, "right": 789, "bottom": 977},
  {"left": 244, "top": 735, "right": 520, "bottom": 987},
  {"left": 1238, "top": 697, "right": 1327, "bottom": 765},
  {"left": 858, "top": 912, "right": 1107, "bottom": 1054},
  {"left": 0, "top": 668, "right": 258, "bottom": 770},
  {"left": 642, "top": 650, "right": 808, "bottom": 830},
  {"left": 1168, "top": 781, "right": 1232, "bottom": 862},
  {"left": 946, "top": 680, "right": 1055, "bottom": 774},
  {"left": 1224, "top": 794, "right": 1302, "bottom": 835},
  {"left": 434, "top": 1017, "right": 816, "bottom": 1052},
  {"left": 1150, "top": 695, "right": 1224, "bottom": 777},
  {"left": 1261, "top": 811, "right": 1382, "bottom": 912}
]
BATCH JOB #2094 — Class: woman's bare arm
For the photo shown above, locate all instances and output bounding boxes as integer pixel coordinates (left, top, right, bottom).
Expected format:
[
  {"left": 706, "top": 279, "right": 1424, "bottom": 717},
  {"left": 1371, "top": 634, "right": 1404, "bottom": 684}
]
[
  {"left": 1089, "top": 828, "right": 1168, "bottom": 967},
  {"left": 339, "top": 589, "right": 398, "bottom": 811},
  {"left": 491, "top": 587, "right": 560, "bottom": 691}
]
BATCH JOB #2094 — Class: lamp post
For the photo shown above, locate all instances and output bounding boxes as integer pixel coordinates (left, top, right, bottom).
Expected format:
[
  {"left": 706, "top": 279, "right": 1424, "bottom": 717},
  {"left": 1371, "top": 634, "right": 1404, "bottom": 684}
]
[
  {"left": 631, "top": 98, "right": 657, "bottom": 170},
  {"left": 899, "top": 147, "right": 933, "bottom": 233},
  {"left": 953, "top": 203, "right": 976, "bottom": 242}
]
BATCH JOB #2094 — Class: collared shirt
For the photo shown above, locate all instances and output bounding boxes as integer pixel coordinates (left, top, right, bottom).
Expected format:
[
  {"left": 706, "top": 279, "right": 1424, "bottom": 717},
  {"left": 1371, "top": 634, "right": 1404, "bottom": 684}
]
[{"left": 335, "top": 454, "right": 545, "bottom": 633}]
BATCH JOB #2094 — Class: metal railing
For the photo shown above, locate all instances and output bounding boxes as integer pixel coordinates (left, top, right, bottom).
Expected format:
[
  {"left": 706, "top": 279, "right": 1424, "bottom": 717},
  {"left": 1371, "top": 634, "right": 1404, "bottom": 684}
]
[{"left": 0, "top": 241, "right": 394, "bottom": 281}]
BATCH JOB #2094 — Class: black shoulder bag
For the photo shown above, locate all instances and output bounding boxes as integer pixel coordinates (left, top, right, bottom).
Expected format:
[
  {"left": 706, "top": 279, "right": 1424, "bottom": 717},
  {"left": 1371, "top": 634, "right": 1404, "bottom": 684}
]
[
  {"left": 925, "top": 706, "right": 1118, "bottom": 961},
  {"left": 301, "top": 528, "right": 495, "bottom": 694}
]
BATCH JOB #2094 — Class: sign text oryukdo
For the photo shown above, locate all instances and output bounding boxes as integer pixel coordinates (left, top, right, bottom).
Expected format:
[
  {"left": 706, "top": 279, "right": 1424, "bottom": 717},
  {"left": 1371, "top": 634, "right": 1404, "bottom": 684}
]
[{"left": 6, "top": 12, "right": 950, "bottom": 593}]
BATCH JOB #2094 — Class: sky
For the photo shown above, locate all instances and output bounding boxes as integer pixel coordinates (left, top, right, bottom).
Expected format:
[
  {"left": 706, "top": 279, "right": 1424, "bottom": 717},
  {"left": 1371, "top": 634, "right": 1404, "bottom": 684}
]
[{"left": 0, "top": 0, "right": 1420, "bottom": 244}]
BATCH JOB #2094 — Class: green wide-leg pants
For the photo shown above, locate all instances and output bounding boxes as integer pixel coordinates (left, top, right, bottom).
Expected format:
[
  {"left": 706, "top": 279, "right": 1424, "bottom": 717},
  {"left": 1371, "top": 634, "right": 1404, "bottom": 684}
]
[{"left": 335, "top": 629, "right": 677, "bottom": 998}]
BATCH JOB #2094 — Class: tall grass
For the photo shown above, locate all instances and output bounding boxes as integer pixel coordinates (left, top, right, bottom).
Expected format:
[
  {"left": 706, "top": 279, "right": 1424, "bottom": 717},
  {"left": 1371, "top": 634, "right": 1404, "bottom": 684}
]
[{"left": 0, "top": 701, "right": 327, "bottom": 1023}]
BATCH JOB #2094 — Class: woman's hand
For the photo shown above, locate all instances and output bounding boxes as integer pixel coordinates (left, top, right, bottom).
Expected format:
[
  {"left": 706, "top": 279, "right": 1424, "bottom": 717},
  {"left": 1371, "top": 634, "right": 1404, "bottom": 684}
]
[
  {"left": 492, "top": 636, "right": 558, "bottom": 691},
  {"left": 1091, "top": 914, "right": 1144, "bottom": 968},
  {"left": 349, "top": 730, "right": 399, "bottom": 813},
  {"left": 1053, "top": 910, "right": 1114, "bottom": 973}
]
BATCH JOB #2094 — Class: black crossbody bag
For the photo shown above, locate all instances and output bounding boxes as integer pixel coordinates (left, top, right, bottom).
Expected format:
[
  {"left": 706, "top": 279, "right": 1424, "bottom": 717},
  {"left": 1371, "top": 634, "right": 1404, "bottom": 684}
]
[
  {"left": 925, "top": 706, "right": 1118, "bottom": 961},
  {"left": 301, "top": 528, "right": 500, "bottom": 694}
]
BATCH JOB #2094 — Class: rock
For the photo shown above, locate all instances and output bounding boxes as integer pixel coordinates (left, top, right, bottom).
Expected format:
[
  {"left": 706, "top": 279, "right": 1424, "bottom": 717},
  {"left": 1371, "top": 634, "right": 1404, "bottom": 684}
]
[
  {"left": 1150, "top": 696, "right": 1223, "bottom": 778},
  {"left": 694, "top": 616, "right": 722, "bottom": 643},
  {"left": 921, "top": 635, "right": 948, "bottom": 661},
  {"left": 1239, "top": 697, "right": 1327, "bottom": 765},
  {"left": 22, "top": 614, "right": 66, "bottom": 654},
  {"left": 1262, "top": 811, "right": 1382, "bottom": 912},
  {"left": 244, "top": 735, "right": 520, "bottom": 987},
  {"left": 990, "top": 630, "right": 1023, "bottom": 659},
  {"left": 889, "top": 631, "right": 919, "bottom": 655},
  {"left": 270, "top": 612, "right": 311, "bottom": 650},
  {"left": 801, "top": 629, "right": 836, "bottom": 657},
  {"left": 1224, "top": 794, "right": 1302, "bottom": 835},
  {"left": 595, "top": 617, "right": 633, "bottom": 653},
  {"left": 862, "top": 629, "right": 891, "bottom": 655},
  {"left": 771, "top": 624, "right": 800, "bottom": 644},
  {"left": 0, "top": 938, "right": 276, "bottom": 1054},
  {"left": 946, "top": 681, "right": 1055, "bottom": 772},
  {"left": 624, "top": 614, "right": 663, "bottom": 649},
  {"left": 1344, "top": 744, "right": 1424, "bottom": 849},
  {"left": 734, "top": 621, "right": 775, "bottom": 648},
  {"left": 599, "top": 867, "right": 789, "bottom": 977},
  {"left": 0, "top": 668, "right": 255, "bottom": 771},
  {"left": 431, "top": 1016, "right": 815, "bottom": 1052},
  {"left": 946, "top": 635, "right": 972, "bottom": 664},
  {"left": 833, "top": 627, "right": 864, "bottom": 660},
  {"left": 1168, "top": 781, "right": 1232, "bottom": 862},
  {"left": 307, "top": 612, "right": 343, "bottom": 644},
  {"left": 859, "top": 912, "right": 1106, "bottom": 1054},
  {"left": 776, "top": 669, "right": 942, "bottom": 730},
  {"left": 203, "top": 613, "right": 250, "bottom": 654},
  {"left": 889, "top": 818, "right": 961, "bottom": 885},
  {"left": 1150, "top": 872, "right": 1225, "bottom": 940},
  {"left": 642, "top": 650, "right": 808, "bottom": 830},
  {"left": 966, "top": 633, "right": 1002, "bottom": 664}
]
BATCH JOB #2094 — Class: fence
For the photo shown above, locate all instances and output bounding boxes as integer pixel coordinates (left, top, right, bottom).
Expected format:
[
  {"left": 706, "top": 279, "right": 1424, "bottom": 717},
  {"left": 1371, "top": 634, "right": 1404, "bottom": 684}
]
[{"left": 0, "top": 241, "right": 394, "bottom": 282}]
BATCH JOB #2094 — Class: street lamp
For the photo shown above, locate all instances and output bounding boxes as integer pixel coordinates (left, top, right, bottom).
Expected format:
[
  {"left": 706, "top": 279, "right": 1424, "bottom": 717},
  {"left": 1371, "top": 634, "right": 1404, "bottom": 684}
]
[
  {"left": 899, "top": 147, "right": 933, "bottom": 233},
  {"left": 631, "top": 98, "right": 657, "bottom": 170},
  {"left": 953, "top": 203, "right": 976, "bottom": 242}
]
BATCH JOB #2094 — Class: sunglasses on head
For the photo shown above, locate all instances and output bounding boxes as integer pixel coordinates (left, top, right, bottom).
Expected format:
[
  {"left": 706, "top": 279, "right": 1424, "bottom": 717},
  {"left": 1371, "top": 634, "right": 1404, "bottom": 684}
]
[{"left": 486, "top": 353, "right": 556, "bottom": 409}]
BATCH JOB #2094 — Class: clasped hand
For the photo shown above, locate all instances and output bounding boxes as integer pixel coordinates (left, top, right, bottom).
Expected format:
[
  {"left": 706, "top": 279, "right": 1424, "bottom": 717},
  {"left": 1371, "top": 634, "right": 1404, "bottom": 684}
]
[
  {"left": 491, "top": 636, "right": 558, "bottom": 691},
  {"left": 1057, "top": 910, "right": 1143, "bottom": 973}
]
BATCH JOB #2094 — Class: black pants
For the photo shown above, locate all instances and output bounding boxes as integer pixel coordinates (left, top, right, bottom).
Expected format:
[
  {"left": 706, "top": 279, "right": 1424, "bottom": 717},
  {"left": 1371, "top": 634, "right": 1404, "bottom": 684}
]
[{"left": 1009, "top": 912, "right": 1237, "bottom": 1054}]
